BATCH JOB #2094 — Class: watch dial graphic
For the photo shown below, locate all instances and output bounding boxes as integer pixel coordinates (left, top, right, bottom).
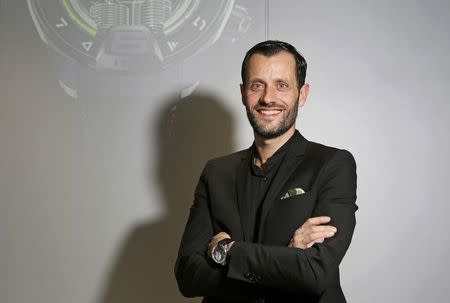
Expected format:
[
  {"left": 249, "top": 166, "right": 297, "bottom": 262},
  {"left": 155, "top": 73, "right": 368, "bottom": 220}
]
[{"left": 28, "top": 0, "right": 251, "bottom": 72}]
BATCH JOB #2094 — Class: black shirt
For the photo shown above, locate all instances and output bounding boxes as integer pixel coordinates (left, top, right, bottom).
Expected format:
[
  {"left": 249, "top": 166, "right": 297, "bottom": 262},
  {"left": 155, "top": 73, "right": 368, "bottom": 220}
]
[{"left": 247, "top": 131, "right": 297, "bottom": 241}]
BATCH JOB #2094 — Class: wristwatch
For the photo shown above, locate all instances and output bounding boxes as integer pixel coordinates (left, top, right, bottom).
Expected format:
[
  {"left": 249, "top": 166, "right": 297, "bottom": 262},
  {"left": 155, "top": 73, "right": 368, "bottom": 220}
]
[{"left": 210, "top": 238, "right": 233, "bottom": 266}]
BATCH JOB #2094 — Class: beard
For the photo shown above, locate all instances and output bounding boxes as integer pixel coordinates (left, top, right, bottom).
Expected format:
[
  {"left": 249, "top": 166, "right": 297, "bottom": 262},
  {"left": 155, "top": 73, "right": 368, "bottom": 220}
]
[{"left": 246, "top": 98, "right": 299, "bottom": 139}]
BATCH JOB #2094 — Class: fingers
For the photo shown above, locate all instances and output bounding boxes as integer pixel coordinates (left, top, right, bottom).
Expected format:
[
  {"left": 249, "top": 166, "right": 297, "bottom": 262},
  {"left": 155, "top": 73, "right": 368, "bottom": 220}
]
[
  {"left": 309, "top": 225, "right": 337, "bottom": 234},
  {"left": 290, "top": 234, "right": 329, "bottom": 249},
  {"left": 294, "top": 225, "right": 337, "bottom": 237},
  {"left": 207, "top": 232, "right": 231, "bottom": 250},
  {"left": 306, "top": 237, "right": 324, "bottom": 248},
  {"left": 306, "top": 231, "right": 335, "bottom": 243},
  {"left": 215, "top": 232, "right": 231, "bottom": 240},
  {"left": 302, "top": 216, "right": 331, "bottom": 227},
  {"left": 289, "top": 217, "right": 337, "bottom": 249},
  {"left": 291, "top": 229, "right": 335, "bottom": 247}
]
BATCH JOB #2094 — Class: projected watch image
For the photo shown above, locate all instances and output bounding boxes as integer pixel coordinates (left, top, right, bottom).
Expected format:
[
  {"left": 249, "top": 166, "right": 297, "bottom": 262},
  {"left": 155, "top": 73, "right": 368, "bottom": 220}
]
[{"left": 28, "top": 0, "right": 251, "bottom": 72}]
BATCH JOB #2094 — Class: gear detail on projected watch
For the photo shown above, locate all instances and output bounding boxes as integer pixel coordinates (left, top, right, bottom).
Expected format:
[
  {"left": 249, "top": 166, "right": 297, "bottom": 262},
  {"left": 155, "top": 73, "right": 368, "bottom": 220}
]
[{"left": 27, "top": 0, "right": 251, "bottom": 97}]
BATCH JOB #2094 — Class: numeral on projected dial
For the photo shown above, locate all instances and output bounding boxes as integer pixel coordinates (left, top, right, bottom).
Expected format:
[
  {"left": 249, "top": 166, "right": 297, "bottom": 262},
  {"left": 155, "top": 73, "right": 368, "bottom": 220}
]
[{"left": 55, "top": 17, "right": 68, "bottom": 28}]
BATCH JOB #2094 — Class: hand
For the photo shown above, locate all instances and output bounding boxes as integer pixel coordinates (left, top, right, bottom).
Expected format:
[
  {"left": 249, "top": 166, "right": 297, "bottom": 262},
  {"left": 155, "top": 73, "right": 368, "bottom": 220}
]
[
  {"left": 288, "top": 216, "right": 337, "bottom": 249},
  {"left": 207, "top": 232, "right": 234, "bottom": 257}
]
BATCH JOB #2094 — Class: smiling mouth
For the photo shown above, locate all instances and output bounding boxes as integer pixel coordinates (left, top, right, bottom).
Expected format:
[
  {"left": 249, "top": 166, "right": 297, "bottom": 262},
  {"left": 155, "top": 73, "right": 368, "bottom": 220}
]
[{"left": 257, "top": 108, "right": 283, "bottom": 116}]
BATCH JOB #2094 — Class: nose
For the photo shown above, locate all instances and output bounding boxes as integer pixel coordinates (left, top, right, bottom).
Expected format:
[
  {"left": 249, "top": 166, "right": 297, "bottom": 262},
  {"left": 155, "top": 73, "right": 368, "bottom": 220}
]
[{"left": 260, "top": 86, "right": 276, "bottom": 105}]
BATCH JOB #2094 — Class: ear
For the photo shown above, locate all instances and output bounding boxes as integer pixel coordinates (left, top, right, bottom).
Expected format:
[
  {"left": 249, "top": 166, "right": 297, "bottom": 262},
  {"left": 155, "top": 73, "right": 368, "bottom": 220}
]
[
  {"left": 298, "top": 83, "right": 310, "bottom": 107},
  {"left": 240, "top": 83, "right": 245, "bottom": 106}
]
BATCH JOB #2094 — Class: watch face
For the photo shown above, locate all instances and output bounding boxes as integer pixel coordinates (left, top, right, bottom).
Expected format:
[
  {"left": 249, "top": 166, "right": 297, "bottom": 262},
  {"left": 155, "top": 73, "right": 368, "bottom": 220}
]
[
  {"left": 211, "top": 245, "right": 226, "bottom": 263},
  {"left": 27, "top": 0, "right": 243, "bottom": 71}
]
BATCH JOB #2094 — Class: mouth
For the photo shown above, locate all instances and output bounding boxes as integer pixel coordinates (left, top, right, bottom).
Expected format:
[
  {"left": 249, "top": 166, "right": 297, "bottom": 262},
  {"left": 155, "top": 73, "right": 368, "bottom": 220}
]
[{"left": 256, "top": 108, "right": 283, "bottom": 117}]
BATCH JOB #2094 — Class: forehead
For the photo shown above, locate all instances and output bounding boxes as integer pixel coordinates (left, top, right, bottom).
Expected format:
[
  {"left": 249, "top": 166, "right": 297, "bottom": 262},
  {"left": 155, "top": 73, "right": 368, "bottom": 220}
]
[{"left": 246, "top": 51, "right": 296, "bottom": 80}]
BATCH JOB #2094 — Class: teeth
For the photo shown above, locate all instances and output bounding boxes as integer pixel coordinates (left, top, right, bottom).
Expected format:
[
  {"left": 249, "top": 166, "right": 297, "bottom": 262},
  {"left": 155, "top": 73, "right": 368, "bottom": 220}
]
[{"left": 260, "top": 109, "right": 281, "bottom": 115}]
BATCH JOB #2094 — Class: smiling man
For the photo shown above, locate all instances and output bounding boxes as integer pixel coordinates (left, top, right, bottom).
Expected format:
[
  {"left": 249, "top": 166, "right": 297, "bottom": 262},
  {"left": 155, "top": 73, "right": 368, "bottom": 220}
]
[{"left": 175, "top": 40, "right": 358, "bottom": 302}]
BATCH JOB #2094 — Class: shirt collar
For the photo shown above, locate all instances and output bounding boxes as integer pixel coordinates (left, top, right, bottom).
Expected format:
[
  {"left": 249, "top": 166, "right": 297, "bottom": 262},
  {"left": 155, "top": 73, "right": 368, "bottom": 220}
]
[{"left": 249, "top": 130, "right": 298, "bottom": 174}]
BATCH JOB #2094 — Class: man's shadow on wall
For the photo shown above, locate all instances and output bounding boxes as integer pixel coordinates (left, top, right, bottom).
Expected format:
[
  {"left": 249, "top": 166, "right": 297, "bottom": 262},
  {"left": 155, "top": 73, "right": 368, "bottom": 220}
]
[{"left": 98, "top": 92, "right": 235, "bottom": 303}]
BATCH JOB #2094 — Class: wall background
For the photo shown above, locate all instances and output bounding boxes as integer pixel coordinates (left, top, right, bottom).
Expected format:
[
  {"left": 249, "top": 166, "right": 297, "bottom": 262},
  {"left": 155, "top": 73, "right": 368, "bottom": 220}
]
[{"left": 1, "top": 1, "right": 450, "bottom": 302}]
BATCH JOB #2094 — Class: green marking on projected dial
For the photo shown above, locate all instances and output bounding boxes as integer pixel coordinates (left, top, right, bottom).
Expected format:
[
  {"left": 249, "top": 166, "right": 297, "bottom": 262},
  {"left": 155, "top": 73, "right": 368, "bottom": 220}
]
[{"left": 61, "top": 0, "right": 96, "bottom": 37}]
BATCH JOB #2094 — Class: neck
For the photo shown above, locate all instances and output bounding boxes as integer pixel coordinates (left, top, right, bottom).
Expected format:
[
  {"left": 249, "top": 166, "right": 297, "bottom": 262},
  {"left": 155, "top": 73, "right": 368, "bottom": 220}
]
[{"left": 253, "top": 127, "right": 295, "bottom": 167}]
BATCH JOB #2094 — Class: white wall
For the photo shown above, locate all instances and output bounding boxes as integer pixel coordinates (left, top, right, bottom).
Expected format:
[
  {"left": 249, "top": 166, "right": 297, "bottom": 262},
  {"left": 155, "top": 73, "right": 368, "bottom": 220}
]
[{"left": 1, "top": 1, "right": 449, "bottom": 302}]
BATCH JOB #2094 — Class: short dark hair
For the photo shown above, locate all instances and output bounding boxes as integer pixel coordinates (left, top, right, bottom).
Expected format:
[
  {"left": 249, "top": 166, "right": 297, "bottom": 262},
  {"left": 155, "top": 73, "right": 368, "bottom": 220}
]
[{"left": 241, "top": 40, "right": 307, "bottom": 88}]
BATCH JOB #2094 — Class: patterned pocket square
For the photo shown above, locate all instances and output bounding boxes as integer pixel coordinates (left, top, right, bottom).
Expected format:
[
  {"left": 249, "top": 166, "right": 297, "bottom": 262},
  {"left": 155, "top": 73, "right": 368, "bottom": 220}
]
[{"left": 280, "top": 187, "right": 306, "bottom": 200}]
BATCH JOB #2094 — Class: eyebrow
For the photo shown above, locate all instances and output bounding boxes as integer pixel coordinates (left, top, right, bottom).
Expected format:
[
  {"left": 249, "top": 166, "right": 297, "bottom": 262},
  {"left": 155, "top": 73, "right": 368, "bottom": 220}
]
[
  {"left": 248, "top": 78, "right": 265, "bottom": 83},
  {"left": 248, "top": 77, "right": 290, "bottom": 83}
]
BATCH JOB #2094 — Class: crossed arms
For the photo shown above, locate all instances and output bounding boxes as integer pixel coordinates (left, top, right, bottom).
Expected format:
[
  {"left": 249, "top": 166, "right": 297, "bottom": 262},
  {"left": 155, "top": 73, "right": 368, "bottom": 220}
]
[{"left": 174, "top": 150, "right": 357, "bottom": 299}]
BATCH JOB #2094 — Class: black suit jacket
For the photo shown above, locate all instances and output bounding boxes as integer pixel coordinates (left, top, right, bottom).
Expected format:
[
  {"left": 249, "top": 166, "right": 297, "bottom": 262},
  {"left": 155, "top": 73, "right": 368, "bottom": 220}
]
[{"left": 175, "top": 131, "right": 358, "bottom": 302}]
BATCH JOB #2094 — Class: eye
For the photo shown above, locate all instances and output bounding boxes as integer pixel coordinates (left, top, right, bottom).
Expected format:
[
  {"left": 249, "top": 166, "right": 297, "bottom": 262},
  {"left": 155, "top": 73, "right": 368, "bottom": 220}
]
[
  {"left": 277, "top": 82, "right": 288, "bottom": 89},
  {"left": 250, "top": 82, "right": 264, "bottom": 91}
]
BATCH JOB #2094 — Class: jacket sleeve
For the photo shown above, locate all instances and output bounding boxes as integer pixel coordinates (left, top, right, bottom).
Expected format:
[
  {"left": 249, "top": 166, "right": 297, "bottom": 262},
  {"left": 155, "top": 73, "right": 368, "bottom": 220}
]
[
  {"left": 174, "top": 162, "right": 264, "bottom": 299},
  {"left": 226, "top": 149, "right": 358, "bottom": 296}
]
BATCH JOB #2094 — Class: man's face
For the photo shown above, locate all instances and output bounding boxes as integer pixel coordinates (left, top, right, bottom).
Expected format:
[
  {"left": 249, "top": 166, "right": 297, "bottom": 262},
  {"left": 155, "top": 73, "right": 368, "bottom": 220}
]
[{"left": 241, "top": 51, "right": 308, "bottom": 139}]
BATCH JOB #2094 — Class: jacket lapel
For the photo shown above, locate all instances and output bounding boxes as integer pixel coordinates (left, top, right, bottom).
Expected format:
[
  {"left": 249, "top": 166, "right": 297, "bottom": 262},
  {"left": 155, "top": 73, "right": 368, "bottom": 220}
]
[
  {"left": 256, "top": 131, "right": 308, "bottom": 242},
  {"left": 236, "top": 146, "right": 253, "bottom": 241}
]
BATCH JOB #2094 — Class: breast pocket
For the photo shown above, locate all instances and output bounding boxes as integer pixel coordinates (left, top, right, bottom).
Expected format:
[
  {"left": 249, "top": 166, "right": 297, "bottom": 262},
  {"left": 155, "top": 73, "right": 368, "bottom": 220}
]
[
  {"left": 262, "top": 191, "right": 318, "bottom": 245},
  {"left": 279, "top": 191, "right": 317, "bottom": 220}
]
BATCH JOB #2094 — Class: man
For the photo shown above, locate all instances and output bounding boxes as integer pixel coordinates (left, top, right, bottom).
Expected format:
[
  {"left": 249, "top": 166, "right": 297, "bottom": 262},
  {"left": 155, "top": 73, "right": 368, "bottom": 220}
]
[{"left": 175, "top": 40, "right": 358, "bottom": 302}]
